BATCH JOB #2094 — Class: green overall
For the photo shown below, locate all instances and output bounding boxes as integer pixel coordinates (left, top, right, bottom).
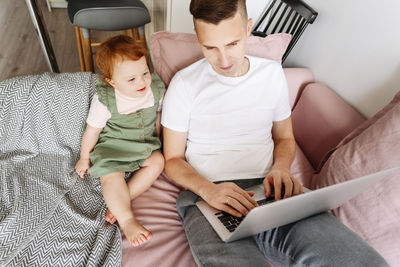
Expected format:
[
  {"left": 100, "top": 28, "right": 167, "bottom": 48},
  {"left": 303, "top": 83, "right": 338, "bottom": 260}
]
[{"left": 89, "top": 73, "right": 165, "bottom": 178}]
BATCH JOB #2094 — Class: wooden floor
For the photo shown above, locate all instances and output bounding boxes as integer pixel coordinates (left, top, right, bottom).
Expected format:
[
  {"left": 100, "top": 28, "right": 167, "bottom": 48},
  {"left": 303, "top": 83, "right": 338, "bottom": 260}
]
[{"left": 0, "top": 0, "right": 162, "bottom": 82}]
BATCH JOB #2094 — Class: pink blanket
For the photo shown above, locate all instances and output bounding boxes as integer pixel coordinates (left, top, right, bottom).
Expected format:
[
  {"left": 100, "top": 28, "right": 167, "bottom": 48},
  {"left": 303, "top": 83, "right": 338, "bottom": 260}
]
[{"left": 121, "top": 173, "right": 196, "bottom": 267}]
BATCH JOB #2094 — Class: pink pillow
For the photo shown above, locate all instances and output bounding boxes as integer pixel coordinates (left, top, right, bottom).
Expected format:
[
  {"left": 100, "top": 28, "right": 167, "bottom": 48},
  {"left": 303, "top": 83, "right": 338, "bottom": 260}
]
[
  {"left": 291, "top": 83, "right": 365, "bottom": 170},
  {"left": 333, "top": 91, "right": 400, "bottom": 150},
  {"left": 315, "top": 90, "right": 400, "bottom": 173},
  {"left": 291, "top": 144, "right": 315, "bottom": 188},
  {"left": 150, "top": 31, "right": 291, "bottom": 86},
  {"left": 312, "top": 91, "right": 400, "bottom": 266}
]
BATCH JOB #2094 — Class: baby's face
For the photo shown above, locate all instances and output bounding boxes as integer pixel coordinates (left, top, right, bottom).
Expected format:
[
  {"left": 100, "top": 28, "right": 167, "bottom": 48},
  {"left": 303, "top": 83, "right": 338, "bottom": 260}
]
[{"left": 107, "top": 56, "right": 151, "bottom": 98}]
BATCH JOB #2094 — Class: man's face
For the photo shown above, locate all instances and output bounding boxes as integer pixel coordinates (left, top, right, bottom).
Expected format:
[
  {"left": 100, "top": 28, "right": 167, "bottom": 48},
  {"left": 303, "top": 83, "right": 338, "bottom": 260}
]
[{"left": 195, "top": 11, "right": 252, "bottom": 77}]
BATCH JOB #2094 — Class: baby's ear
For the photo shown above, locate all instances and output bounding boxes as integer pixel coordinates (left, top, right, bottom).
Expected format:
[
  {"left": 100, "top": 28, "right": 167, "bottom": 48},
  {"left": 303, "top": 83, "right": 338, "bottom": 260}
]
[{"left": 105, "top": 77, "right": 115, "bottom": 87}]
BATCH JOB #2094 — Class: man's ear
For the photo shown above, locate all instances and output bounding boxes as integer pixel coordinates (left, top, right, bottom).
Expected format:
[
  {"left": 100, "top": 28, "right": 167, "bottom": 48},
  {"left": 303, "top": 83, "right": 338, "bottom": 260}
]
[
  {"left": 247, "top": 18, "right": 253, "bottom": 37},
  {"left": 193, "top": 19, "right": 197, "bottom": 34}
]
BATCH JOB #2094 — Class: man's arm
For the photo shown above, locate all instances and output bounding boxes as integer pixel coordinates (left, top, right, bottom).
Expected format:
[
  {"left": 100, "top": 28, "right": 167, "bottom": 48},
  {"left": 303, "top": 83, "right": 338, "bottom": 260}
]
[
  {"left": 263, "top": 117, "right": 303, "bottom": 200},
  {"left": 163, "top": 127, "right": 258, "bottom": 217}
]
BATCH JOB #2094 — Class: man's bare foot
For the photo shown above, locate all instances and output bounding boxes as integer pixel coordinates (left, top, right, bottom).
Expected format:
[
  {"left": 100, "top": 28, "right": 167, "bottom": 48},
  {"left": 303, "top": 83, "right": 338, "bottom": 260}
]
[
  {"left": 105, "top": 209, "right": 116, "bottom": 224},
  {"left": 120, "top": 218, "right": 152, "bottom": 247}
]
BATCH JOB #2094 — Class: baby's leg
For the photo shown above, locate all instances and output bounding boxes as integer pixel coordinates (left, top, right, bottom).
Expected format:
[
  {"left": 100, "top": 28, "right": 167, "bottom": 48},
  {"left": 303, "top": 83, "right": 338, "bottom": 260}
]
[
  {"left": 127, "top": 151, "right": 164, "bottom": 199},
  {"left": 101, "top": 172, "right": 152, "bottom": 247},
  {"left": 105, "top": 152, "right": 164, "bottom": 224}
]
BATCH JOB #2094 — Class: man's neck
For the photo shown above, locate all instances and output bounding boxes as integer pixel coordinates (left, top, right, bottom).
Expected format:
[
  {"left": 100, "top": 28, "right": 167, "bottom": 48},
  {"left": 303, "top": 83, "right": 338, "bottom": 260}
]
[
  {"left": 237, "top": 57, "right": 250, "bottom": 77},
  {"left": 213, "top": 57, "right": 250, "bottom": 78}
]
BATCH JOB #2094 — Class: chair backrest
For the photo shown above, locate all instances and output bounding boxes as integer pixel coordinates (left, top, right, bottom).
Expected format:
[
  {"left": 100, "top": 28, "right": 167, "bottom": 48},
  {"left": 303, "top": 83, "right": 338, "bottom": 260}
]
[{"left": 252, "top": 0, "right": 318, "bottom": 62}]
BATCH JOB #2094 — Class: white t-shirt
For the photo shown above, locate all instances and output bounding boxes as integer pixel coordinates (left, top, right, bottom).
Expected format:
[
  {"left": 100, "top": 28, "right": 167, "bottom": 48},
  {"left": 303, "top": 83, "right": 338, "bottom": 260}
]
[
  {"left": 161, "top": 56, "right": 291, "bottom": 182},
  {"left": 87, "top": 87, "right": 163, "bottom": 129}
]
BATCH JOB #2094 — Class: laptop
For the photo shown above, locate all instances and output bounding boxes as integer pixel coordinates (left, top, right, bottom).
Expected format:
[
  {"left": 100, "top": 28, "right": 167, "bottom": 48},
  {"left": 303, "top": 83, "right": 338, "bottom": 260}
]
[{"left": 196, "top": 167, "right": 397, "bottom": 242}]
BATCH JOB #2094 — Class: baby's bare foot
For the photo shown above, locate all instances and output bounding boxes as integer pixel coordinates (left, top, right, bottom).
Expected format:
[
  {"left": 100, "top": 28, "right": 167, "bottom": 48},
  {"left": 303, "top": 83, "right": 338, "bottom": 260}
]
[
  {"left": 105, "top": 209, "right": 116, "bottom": 224},
  {"left": 120, "top": 218, "right": 152, "bottom": 247}
]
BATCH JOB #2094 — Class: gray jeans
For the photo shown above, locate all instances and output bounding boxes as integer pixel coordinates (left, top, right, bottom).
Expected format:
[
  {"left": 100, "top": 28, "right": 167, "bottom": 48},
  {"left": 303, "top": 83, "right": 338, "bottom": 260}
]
[{"left": 176, "top": 179, "right": 388, "bottom": 267}]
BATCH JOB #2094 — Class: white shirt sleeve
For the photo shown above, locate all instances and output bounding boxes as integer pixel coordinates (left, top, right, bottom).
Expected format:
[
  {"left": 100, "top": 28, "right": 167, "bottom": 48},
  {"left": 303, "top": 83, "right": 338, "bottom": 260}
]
[
  {"left": 86, "top": 93, "right": 111, "bottom": 128},
  {"left": 273, "top": 67, "right": 291, "bottom": 122},
  {"left": 161, "top": 73, "right": 192, "bottom": 132}
]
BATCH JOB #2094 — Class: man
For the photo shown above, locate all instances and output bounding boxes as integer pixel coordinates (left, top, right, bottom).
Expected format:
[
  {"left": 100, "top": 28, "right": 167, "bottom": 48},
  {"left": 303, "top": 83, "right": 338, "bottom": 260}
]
[{"left": 161, "top": 0, "right": 388, "bottom": 266}]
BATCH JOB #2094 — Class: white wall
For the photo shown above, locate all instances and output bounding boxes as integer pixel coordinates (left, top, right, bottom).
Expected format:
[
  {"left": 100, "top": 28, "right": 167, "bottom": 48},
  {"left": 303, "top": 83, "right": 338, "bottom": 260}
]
[
  {"left": 169, "top": 0, "right": 192, "bottom": 32},
  {"left": 285, "top": 0, "right": 400, "bottom": 118}
]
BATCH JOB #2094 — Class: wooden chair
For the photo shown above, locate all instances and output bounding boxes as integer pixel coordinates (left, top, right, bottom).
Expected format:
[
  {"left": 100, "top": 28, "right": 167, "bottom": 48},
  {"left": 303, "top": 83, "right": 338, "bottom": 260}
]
[
  {"left": 67, "top": 0, "right": 151, "bottom": 72},
  {"left": 252, "top": 0, "right": 318, "bottom": 62}
]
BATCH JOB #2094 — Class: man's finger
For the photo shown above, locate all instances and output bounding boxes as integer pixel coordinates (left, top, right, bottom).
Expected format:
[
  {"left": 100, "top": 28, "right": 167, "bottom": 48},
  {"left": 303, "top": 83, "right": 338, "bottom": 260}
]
[
  {"left": 230, "top": 191, "right": 256, "bottom": 211},
  {"left": 273, "top": 176, "right": 283, "bottom": 200},
  {"left": 232, "top": 186, "right": 258, "bottom": 206},
  {"left": 282, "top": 176, "right": 293, "bottom": 199},
  {"left": 246, "top": 191, "right": 256, "bottom": 203},
  {"left": 292, "top": 178, "right": 303, "bottom": 195},
  {"left": 220, "top": 202, "right": 243, "bottom": 217},
  {"left": 263, "top": 178, "right": 272, "bottom": 197},
  {"left": 225, "top": 197, "right": 249, "bottom": 216}
]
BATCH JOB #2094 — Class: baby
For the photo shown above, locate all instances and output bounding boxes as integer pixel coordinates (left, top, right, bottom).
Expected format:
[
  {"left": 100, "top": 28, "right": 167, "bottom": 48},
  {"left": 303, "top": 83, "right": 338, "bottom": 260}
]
[{"left": 75, "top": 35, "right": 165, "bottom": 247}]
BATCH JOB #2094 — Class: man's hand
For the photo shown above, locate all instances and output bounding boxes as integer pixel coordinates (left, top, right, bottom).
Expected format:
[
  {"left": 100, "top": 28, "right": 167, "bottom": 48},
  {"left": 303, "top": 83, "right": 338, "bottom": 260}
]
[
  {"left": 200, "top": 182, "right": 258, "bottom": 217},
  {"left": 75, "top": 158, "right": 91, "bottom": 179},
  {"left": 263, "top": 169, "right": 302, "bottom": 200}
]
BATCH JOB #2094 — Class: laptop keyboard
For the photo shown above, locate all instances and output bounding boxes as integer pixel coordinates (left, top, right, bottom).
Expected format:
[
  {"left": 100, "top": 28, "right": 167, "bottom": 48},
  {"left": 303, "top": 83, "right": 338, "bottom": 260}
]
[{"left": 214, "top": 196, "right": 276, "bottom": 232}]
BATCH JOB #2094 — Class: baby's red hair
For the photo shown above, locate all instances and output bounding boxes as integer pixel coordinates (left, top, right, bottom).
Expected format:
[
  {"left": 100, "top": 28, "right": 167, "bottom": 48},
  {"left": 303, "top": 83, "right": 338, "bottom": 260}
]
[{"left": 95, "top": 35, "right": 147, "bottom": 81}]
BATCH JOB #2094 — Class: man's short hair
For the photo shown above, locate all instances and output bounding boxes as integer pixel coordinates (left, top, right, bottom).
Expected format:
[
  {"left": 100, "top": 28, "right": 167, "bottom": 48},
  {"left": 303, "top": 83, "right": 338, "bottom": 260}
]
[{"left": 190, "top": 0, "right": 248, "bottom": 25}]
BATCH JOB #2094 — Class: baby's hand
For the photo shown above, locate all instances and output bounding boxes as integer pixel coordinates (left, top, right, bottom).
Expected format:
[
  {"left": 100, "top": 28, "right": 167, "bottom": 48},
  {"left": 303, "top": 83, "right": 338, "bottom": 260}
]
[{"left": 75, "top": 158, "right": 91, "bottom": 179}]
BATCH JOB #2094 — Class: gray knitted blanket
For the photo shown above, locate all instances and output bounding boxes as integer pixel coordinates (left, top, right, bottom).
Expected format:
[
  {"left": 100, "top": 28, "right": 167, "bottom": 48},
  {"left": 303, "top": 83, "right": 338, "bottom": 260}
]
[{"left": 0, "top": 73, "right": 121, "bottom": 266}]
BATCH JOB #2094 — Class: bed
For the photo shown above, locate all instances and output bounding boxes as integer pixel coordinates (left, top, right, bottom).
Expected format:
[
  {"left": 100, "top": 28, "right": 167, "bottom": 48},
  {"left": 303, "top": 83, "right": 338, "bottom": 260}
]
[{"left": 1, "top": 31, "right": 399, "bottom": 266}]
